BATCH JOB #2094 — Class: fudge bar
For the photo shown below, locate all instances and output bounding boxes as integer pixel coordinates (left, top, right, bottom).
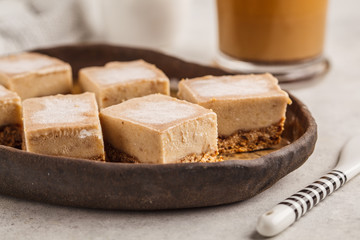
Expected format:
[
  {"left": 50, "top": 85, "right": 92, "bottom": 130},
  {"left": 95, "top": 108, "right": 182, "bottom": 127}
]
[
  {"left": 0, "top": 85, "right": 22, "bottom": 148},
  {"left": 0, "top": 52, "right": 72, "bottom": 99},
  {"left": 22, "top": 93, "right": 105, "bottom": 160},
  {"left": 100, "top": 94, "right": 218, "bottom": 164},
  {"left": 79, "top": 60, "right": 170, "bottom": 108},
  {"left": 178, "top": 74, "right": 292, "bottom": 153}
]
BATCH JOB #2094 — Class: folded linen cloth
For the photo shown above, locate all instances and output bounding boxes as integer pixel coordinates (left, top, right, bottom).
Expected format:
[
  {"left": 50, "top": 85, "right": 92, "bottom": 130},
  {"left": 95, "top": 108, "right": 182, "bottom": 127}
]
[{"left": 0, "top": 0, "right": 93, "bottom": 55}]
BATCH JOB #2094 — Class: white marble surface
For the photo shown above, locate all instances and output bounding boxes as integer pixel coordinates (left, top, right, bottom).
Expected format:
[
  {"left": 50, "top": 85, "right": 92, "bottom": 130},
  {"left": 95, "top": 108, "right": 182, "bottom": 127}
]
[{"left": 1, "top": 0, "right": 360, "bottom": 239}]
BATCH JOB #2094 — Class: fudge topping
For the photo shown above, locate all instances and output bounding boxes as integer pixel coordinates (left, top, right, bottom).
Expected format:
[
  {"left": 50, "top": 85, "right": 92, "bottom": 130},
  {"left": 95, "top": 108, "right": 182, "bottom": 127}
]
[
  {"left": 31, "top": 97, "right": 92, "bottom": 125},
  {"left": 121, "top": 100, "right": 197, "bottom": 125},
  {"left": 23, "top": 93, "right": 99, "bottom": 130},
  {"left": 182, "top": 74, "right": 287, "bottom": 101},
  {"left": 102, "top": 94, "right": 211, "bottom": 130},
  {"left": 91, "top": 66, "right": 157, "bottom": 86},
  {"left": 190, "top": 78, "right": 270, "bottom": 97},
  {"left": 0, "top": 53, "right": 57, "bottom": 75}
]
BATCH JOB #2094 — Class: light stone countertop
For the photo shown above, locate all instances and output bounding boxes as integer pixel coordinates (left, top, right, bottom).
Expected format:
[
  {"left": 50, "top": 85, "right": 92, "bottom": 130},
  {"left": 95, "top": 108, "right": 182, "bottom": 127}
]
[{"left": 1, "top": 0, "right": 360, "bottom": 239}]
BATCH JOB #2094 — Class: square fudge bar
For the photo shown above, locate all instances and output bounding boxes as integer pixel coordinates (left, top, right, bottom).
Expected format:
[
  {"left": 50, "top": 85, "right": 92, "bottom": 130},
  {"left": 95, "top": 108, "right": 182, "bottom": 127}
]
[
  {"left": 0, "top": 85, "right": 22, "bottom": 148},
  {"left": 100, "top": 94, "right": 218, "bottom": 164},
  {"left": 79, "top": 60, "right": 170, "bottom": 109},
  {"left": 178, "top": 74, "right": 292, "bottom": 153},
  {"left": 0, "top": 52, "right": 72, "bottom": 99},
  {"left": 22, "top": 93, "right": 105, "bottom": 160}
]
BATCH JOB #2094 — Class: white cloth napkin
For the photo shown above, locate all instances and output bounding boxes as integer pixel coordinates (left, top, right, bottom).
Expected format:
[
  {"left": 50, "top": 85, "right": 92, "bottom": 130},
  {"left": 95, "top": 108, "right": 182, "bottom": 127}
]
[{"left": 0, "top": 0, "right": 94, "bottom": 55}]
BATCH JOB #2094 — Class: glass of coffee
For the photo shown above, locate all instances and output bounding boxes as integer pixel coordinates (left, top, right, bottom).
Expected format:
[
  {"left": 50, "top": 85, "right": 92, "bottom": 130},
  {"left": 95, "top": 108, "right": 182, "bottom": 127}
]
[{"left": 216, "top": 0, "right": 329, "bottom": 82}]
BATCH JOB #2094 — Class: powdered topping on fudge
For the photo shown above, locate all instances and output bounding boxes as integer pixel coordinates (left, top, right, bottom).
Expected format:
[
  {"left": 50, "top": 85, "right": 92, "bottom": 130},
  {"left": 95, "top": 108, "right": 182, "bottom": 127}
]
[
  {"left": 188, "top": 77, "right": 275, "bottom": 98},
  {"left": 0, "top": 57, "right": 55, "bottom": 75},
  {"left": 121, "top": 100, "right": 197, "bottom": 125},
  {"left": 30, "top": 96, "right": 93, "bottom": 125},
  {"left": 92, "top": 66, "right": 157, "bottom": 85}
]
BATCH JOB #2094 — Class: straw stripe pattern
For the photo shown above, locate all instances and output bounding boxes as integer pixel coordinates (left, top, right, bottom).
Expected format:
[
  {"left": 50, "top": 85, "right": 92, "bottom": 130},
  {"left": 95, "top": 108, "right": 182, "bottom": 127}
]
[{"left": 279, "top": 170, "right": 347, "bottom": 220}]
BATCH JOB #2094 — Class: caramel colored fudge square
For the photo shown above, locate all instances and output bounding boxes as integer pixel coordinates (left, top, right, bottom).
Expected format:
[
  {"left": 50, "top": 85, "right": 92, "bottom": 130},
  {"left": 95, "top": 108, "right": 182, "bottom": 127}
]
[
  {"left": 0, "top": 52, "right": 72, "bottom": 99},
  {"left": 0, "top": 85, "right": 22, "bottom": 148},
  {"left": 178, "top": 74, "right": 292, "bottom": 153},
  {"left": 100, "top": 94, "right": 218, "bottom": 164},
  {"left": 22, "top": 93, "right": 105, "bottom": 161},
  {"left": 79, "top": 60, "right": 170, "bottom": 108}
]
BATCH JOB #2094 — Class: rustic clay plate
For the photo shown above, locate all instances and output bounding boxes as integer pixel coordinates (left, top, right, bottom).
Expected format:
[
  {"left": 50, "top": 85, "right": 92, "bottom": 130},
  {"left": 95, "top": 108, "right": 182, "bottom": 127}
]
[{"left": 0, "top": 44, "right": 317, "bottom": 210}]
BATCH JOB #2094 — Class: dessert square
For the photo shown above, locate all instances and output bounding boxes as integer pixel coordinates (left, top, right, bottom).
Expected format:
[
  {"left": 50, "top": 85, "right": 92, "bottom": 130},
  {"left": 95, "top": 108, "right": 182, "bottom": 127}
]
[
  {"left": 22, "top": 93, "right": 105, "bottom": 161},
  {"left": 0, "top": 85, "right": 22, "bottom": 148},
  {"left": 79, "top": 60, "right": 170, "bottom": 109},
  {"left": 0, "top": 52, "right": 72, "bottom": 99},
  {"left": 177, "top": 74, "right": 292, "bottom": 153},
  {"left": 100, "top": 94, "right": 218, "bottom": 164}
]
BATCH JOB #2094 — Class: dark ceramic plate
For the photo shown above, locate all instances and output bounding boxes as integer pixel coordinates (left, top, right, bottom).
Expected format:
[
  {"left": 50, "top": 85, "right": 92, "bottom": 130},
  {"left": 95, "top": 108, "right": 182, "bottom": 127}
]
[{"left": 0, "top": 44, "right": 317, "bottom": 210}]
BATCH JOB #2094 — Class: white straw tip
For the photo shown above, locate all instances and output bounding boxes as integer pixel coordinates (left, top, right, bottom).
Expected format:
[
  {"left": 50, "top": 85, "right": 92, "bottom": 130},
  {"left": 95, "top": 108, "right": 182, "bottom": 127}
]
[
  {"left": 256, "top": 204, "right": 296, "bottom": 237},
  {"left": 256, "top": 213, "right": 280, "bottom": 237}
]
